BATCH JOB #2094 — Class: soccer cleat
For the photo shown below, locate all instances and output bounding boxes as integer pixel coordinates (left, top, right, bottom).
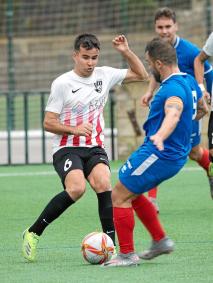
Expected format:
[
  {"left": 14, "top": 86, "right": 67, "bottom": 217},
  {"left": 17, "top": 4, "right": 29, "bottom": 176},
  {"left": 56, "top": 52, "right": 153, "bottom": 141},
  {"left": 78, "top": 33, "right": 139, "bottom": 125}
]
[
  {"left": 111, "top": 247, "right": 117, "bottom": 260},
  {"left": 149, "top": 197, "right": 160, "bottom": 213},
  {"left": 208, "top": 162, "right": 213, "bottom": 199},
  {"left": 138, "top": 237, "right": 174, "bottom": 260},
  {"left": 22, "top": 229, "right": 39, "bottom": 262},
  {"left": 102, "top": 252, "right": 140, "bottom": 267}
]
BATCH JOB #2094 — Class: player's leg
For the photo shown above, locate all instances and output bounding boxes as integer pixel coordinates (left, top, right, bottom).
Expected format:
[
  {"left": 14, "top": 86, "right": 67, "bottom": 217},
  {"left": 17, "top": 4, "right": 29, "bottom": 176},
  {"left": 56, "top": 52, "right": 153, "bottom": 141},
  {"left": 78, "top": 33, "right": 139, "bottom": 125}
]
[
  {"left": 132, "top": 195, "right": 174, "bottom": 260},
  {"left": 103, "top": 146, "right": 183, "bottom": 267},
  {"left": 189, "top": 120, "right": 210, "bottom": 173},
  {"left": 22, "top": 148, "right": 86, "bottom": 262},
  {"left": 102, "top": 181, "right": 140, "bottom": 267},
  {"left": 117, "top": 147, "right": 183, "bottom": 260},
  {"left": 147, "top": 186, "right": 159, "bottom": 213},
  {"left": 189, "top": 144, "right": 210, "bottom": 171},
  {"left": 86, "top": 147, "right": 115, "bottom": 245},
  {"left": 132, "top": 195, "right": 165, "bottom": 241},
  {"left": 208, "top": 111, "right": 213, "bottom": 198}
]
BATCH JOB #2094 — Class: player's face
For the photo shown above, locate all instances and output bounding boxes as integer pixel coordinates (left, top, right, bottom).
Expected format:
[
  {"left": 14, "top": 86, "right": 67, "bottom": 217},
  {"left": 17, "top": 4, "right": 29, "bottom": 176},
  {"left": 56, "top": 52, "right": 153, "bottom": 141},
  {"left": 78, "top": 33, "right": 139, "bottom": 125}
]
[
  {"left": 145, "top": 52, "right": 162, "bottom": 83},
  {"left": 73, "top": 46, "right": 99, "bottom": 77},
  {"left": 155, "top": 17, "right": 178, "bottom": 44}
]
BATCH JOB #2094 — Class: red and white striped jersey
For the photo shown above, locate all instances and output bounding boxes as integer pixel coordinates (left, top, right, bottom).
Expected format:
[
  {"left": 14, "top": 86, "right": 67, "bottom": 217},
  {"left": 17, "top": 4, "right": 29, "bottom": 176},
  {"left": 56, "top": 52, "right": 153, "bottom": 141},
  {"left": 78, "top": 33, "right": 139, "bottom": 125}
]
[{"left": 45, "top": 66, "right": 127, "bottom": 154}]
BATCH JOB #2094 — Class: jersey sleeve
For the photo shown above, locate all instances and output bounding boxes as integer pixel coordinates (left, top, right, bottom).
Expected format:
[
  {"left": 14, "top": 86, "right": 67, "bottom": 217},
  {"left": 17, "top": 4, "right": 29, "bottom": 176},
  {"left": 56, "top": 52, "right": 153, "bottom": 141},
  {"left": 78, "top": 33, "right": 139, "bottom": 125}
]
[
  {"left": 188, "top": 42, "right": 212, "bottom": 74},
  {"left": 102, "top": 66, "right": 128, "bottom": 89},
  {"left": 204, "top": 69, "right": 213, "bottom": 94},
  {"left": 164, "top": 84, "right": 185, "bottom": 102},
  {"left": 203, "top": 32, "right": 213, "bottom": 57},
  {"left": 45, "top": 80, "right": 64, "bottom": 114}
]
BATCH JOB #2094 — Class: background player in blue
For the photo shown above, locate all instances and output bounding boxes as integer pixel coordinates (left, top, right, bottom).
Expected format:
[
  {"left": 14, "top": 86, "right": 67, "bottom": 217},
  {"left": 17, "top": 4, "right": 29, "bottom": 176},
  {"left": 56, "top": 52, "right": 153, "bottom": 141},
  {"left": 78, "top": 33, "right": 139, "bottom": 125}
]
[
  {"left": 103, "top": 37, "right": 207, "bottom": 267},
  {"left": 142, "top": 7, "right": 213, "bottom": 208},
  {"left": 194, "top": 32, "right": 213, "bottom": 198}
]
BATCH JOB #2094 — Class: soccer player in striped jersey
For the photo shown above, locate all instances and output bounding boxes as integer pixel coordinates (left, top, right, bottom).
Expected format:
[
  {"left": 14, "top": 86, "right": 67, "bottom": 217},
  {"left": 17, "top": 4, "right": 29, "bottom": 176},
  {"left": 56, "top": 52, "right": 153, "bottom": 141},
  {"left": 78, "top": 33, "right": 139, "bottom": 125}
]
[
  {"left": 143, "top": 7, "right": 213, "bottom": 209},
  {"left": 194, "top": 32, "right": 213, "bottom": 197},
  {"left": 22, "top": 33, "right": 148, "bottom": 262},
  {"left": 103, "top": 37, "right": 208, "bottom": 267}
]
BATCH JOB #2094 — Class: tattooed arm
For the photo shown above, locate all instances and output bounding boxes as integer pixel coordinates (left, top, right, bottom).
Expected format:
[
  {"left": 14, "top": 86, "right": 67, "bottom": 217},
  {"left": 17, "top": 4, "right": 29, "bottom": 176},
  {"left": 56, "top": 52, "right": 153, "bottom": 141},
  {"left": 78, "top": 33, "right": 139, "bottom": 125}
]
[
  {"left": 150, "top": 96, "right": 183, "bottom": 151},
  {"left": 195, "top": 96, "right": 209, "bottom": 120}
]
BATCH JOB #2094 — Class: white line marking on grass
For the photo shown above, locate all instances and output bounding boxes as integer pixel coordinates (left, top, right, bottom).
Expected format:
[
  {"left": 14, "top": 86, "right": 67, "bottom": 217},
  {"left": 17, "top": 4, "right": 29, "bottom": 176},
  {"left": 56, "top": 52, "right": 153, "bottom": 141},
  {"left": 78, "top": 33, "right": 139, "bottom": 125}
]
[
  {"left": 0, "top": 166, "right": 202, "bottom": 177},
  {"left": 0, "top": 171, "right": 56, "bottom": 177}
]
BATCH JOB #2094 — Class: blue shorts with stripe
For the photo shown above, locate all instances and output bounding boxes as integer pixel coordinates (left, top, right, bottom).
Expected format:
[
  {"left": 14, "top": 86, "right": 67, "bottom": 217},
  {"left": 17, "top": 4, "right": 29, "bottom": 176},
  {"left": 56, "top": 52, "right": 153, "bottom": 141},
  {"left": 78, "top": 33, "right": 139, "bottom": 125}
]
[{"left": 119, "top": 145, "right": 187, "bottom": 194}]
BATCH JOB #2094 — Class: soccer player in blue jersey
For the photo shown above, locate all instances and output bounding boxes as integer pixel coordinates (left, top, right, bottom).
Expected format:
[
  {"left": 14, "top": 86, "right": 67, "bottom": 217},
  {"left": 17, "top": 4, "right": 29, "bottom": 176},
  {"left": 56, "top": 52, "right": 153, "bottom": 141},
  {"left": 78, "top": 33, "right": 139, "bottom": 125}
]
[
  {"left": 144, "top": 7, "right": 213, "bottom": 207},
  {"left": 103, "top": 37, "right": 207, "bottom": 267},
  {"left": 194, "top": 32, "right": 213, "bottom": 198}
]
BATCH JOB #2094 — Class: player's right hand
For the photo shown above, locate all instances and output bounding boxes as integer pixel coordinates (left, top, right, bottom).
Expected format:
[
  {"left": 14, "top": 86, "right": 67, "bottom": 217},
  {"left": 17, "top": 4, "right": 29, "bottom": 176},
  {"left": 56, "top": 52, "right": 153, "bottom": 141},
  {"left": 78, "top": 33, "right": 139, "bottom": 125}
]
[
  {"left": 141, "top": 92, "right": 153, "bottom": 107},
  {"left": 150, "top": 134, "right": 164, "bottom": 151},
  {"left": 72, "top": 123, "right": 93, "bottom": 136},
  {"left": 203, "top": 90, "right": 211, "bottom": 105}
]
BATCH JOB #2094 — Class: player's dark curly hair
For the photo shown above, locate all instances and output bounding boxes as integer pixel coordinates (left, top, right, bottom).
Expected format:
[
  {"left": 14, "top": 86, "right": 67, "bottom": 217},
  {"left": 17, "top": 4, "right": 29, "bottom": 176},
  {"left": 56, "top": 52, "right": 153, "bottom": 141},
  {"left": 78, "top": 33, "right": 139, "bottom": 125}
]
[
  {"left": 74, "top": 34, "right": 100, "bottom": 51},
  {"left": 154, "top": 7, "right": 176, "bottom": 23},
  {"left": 145, "top": 37, "right": 177, "bottom": 65}
]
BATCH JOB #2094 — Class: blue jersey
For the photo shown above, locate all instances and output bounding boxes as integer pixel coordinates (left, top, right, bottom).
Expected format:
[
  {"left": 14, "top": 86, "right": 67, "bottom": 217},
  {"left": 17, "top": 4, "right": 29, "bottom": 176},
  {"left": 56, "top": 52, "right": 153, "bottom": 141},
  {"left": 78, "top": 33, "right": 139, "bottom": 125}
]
[
  {"left": 143, "top": 73, "right": 202, "bottom": 161},
  {"left": 174, "top": 36, "right": 213, "bottom": 93}
]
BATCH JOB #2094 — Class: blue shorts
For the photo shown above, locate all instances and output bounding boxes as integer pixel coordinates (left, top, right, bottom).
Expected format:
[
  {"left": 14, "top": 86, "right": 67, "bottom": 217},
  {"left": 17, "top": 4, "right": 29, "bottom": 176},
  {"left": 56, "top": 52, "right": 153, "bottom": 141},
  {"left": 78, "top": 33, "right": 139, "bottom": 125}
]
[
  {"left": 119, "top": 145, "right": 186, "bottom": 194},
  {"left": 190, "top": 120, "right": 201, "bottom": 148}
]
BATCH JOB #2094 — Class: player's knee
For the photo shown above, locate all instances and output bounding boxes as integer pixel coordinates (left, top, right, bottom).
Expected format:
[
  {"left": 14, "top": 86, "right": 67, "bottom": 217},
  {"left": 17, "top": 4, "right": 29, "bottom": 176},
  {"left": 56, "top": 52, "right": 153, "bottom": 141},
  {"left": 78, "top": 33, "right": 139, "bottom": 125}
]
[
  {"left": 189, "top": 146, "right": 203, "bottom": 161},
  {"left": 90, "top": 176, "right": 111, "bottom": 193},
  {"left": 111, "top": 188, "right": 123, "bottom": 207},
  {"left": 65, "top": 186, "right": 86, "bottom": 201}
]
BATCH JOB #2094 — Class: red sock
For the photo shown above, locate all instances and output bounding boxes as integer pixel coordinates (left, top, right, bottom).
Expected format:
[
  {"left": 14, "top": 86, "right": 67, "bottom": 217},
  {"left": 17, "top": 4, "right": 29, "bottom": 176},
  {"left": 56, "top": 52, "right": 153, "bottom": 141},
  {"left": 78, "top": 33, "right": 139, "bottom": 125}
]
[
  {"left": 113, "top": 207, "right": 135, "bottom": 254},
  {"left": 148, "top": 187, "right": 158, "bottom": 199},
  {"left": 197, "top": 149, "right": 210, "bottom": 172},
  {"left": 132, "top": 195, "right": 165, "bottom": 241}
]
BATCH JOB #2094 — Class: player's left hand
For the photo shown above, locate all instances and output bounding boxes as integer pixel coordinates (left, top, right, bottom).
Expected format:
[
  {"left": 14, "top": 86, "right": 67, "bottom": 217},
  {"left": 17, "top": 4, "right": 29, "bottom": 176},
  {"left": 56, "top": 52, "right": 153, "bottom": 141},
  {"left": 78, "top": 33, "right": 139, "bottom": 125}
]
[
  {"left": 112, "top": 35, "right": 129, "bottom": 53},
  {"left": 150, "top": 134, "right": 164, "bottom": 151}
]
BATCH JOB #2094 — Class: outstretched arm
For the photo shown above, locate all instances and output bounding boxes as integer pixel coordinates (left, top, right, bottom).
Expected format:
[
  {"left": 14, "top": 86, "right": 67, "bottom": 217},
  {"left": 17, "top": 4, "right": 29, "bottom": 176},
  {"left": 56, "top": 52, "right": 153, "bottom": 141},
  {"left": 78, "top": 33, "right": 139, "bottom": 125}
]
[
  {"left": 194, "top": 51, "right": 210, "bottom": 100},
  {"left": 112, "top": 34, "right": 149, "bottom": 83}
]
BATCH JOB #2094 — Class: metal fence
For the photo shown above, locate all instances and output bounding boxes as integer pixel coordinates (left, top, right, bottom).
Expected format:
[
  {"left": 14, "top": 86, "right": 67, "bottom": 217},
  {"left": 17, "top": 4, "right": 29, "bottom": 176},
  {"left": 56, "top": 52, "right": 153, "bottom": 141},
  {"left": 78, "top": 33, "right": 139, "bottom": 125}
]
[
  {"left": 0, "top": 90, "right": 116, "bottom": 165},
  {"left": 0, "top": 0, "right": 212, "bottom": 164}
]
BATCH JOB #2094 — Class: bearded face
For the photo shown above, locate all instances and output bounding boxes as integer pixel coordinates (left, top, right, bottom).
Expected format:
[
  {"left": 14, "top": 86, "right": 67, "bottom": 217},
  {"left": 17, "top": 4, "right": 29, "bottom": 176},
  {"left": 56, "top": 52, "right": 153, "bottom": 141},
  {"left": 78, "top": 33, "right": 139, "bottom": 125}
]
[{"left": 151, "top": 68, "right": 162, "bottom": 83}]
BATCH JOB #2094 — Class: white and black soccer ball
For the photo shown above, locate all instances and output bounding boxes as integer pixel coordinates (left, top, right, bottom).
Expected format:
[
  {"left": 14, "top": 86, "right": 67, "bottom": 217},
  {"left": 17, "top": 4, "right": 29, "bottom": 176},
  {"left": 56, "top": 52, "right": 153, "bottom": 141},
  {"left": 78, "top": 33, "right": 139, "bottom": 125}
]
[{"left": 81, "top": 232, "right": 115, "bottom": 264}]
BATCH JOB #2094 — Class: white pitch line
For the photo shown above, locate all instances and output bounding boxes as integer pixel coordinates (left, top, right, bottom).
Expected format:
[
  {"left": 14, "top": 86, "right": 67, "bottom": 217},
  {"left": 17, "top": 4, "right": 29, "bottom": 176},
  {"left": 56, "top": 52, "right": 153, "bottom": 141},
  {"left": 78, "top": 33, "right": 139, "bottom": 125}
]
[
  {"left": 0, "top": 171, "right": 56, "bottom": 177},
  {"left": 0, "top": 166, "right": 202, "bottom": 177}
]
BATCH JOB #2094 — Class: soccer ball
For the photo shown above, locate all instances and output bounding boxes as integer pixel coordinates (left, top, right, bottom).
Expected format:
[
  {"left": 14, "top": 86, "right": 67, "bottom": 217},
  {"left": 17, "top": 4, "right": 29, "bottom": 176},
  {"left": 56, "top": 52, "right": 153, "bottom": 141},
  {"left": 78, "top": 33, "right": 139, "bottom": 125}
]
[{"left": 81, "top": 232, "right": 115, "bottom": 264}]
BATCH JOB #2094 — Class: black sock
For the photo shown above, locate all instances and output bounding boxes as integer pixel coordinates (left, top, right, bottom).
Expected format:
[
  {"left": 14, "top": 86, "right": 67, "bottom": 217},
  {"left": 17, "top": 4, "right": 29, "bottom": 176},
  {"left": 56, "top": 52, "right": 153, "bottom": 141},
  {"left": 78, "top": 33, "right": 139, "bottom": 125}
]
[
  {"left": 29, "top": 191, "right": 75, "bottom": 236},
  {"left": 97, "top": 191, "right": 115, "bottom": 246}
]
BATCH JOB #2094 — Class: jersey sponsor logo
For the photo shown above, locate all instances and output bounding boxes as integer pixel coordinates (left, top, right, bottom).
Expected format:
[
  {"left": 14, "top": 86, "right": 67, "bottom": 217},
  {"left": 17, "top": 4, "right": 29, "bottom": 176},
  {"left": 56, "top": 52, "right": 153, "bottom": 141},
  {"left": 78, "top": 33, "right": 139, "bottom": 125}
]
[
  {"left": 72, "top": 88, "right": 81, "bottom": 93},
  {"left": 64, "top": 158, "right": 72, "bottom": 171},
  {"left": 89, "top": 95, "right": 107, "bottom": 111},
  {"left": 94, "top": 80, "right": 102, "bottom": 93}
]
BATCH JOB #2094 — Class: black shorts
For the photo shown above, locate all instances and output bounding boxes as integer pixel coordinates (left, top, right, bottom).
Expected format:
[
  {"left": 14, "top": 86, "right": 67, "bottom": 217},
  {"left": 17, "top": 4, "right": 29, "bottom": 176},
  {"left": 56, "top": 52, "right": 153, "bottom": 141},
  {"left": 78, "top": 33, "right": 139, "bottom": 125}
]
[
  {"left": 208, "top": 112, "right": 213, "bottom": 149},
  {"left": 53, "top": 146, "right": 110, "bottom": 187}
]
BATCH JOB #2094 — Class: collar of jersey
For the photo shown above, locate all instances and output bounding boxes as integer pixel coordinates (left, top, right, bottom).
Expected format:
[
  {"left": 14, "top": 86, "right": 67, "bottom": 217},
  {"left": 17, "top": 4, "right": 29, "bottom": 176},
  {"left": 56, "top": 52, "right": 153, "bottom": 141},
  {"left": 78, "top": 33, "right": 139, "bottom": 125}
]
[
  {"left": 173, "top": 36, "right": 180, "bottom": 48},
  {"left": 70, "top": 70, "right": 95, "bottom": 84},
  {"left": 161, "top": 72, "right": 187, "bottom": 83}
]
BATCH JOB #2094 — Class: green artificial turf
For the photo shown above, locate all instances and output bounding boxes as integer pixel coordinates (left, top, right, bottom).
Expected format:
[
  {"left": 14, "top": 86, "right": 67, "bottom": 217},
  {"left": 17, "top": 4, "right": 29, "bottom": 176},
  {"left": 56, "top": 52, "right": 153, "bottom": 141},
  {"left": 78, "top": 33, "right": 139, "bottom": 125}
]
[{"left": 0, "top": 161, "right": 213, "bottom": 283}]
